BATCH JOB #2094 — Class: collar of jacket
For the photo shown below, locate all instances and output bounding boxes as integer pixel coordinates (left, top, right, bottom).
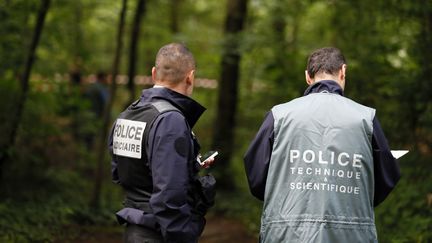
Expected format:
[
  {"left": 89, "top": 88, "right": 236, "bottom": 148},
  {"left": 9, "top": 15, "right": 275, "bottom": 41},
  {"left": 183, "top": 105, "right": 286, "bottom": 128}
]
[
  {"left": 303, "top": 80, "right": 344, "bottom": 96},
  {"left": 140, "top": 87, "right": 206, "bottom": 128}
]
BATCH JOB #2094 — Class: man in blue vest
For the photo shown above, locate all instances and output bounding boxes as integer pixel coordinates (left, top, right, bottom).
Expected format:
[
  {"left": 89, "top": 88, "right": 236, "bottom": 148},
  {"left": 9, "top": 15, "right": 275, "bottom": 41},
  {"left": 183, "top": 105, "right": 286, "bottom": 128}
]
[
  {"left": 244, "top": 47, "right": 400, "bottom": 242},
  {"left": 109, "top": 43, "right": 216, "bottom": 243}
]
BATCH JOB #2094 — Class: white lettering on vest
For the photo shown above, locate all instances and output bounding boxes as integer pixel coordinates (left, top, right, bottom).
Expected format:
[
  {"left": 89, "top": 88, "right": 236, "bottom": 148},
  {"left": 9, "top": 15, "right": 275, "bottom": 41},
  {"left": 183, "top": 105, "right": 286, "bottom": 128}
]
[
  {"left": 290, "top": 150, "right": 300, "bottom": 163},
  {"left": 113, "top": 118, "right": 146, "bottom": 159},
  {"left": 338, "top": 152, "right": 350, "bottom": 166},
  {"left": 288, "top": 149, "right": 364, "bottom": 168},
  {"left": 303, "top": 150, "right": 315, "bottom": 163}
]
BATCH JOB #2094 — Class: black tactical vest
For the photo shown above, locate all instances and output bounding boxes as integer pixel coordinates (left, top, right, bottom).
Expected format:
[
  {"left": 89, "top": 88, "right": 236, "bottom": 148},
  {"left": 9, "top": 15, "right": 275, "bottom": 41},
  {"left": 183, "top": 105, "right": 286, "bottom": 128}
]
[{"left": 112, "top": 99, "right": 180, "bottom": 204}]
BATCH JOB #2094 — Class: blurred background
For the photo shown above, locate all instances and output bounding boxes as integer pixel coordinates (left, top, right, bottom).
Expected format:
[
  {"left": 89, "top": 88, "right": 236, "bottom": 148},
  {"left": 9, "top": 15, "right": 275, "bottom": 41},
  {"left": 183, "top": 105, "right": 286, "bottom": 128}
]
[{"left": 0, "top": 0, "right": 431, "bottom": 242}]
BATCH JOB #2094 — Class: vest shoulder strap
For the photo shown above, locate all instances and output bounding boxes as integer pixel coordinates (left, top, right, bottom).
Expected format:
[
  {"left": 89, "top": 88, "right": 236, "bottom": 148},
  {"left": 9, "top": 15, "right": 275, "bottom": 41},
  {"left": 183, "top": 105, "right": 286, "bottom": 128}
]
[
  {"left": 129, "top": 99, "right": 181, "bottom": 114},
  {"left": 151, "top": 100, "right": 181, "bottom": 114}
]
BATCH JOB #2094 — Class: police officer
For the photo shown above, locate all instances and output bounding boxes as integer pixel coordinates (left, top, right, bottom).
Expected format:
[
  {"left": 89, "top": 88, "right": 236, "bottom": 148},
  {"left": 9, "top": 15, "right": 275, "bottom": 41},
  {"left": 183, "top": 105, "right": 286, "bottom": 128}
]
[
  {"left": 244, "top": 47, "right": 400, "bottom": 242},
  {"left": 109, "top": 43, "right": 216, "bottom": 243}
]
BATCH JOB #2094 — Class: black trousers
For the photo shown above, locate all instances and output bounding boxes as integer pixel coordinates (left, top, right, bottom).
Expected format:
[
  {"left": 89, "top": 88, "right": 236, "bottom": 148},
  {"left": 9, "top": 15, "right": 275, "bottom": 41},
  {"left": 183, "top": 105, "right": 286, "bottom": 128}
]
[{"left": 124, "top": 224, "right": 164, "bottom": 243}]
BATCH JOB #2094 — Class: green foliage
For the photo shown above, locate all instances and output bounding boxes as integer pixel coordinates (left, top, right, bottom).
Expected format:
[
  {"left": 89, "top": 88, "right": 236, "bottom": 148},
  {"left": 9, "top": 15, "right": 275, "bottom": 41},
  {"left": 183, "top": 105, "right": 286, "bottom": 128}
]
[
  {"left": 0, "top": 0, "right": 37, "bottom": 79},
  {"left": 375, "top": 155, "right": 432, "bottom": 243},
  {"left": 0, "top": 198, "right": 73, "bottom": 242},
  {"left": 36, "top": 0, "right": 121, "bottom": 76},
  {"left": 0, "top": 169, "right": 120, "bottom": 242},
  {"left": 0, "top": 78, "right": 121, "bottom": 241}
]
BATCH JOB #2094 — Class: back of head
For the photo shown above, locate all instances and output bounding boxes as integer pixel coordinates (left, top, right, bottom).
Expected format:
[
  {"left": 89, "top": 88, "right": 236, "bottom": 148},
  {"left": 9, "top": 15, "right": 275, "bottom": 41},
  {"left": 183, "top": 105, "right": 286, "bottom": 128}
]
[
  {"left": 154, "top": 43, "right": 195, "bottom": 84},
  {"left": 307, "top": 47, "right": 346, "bottom": 78}
]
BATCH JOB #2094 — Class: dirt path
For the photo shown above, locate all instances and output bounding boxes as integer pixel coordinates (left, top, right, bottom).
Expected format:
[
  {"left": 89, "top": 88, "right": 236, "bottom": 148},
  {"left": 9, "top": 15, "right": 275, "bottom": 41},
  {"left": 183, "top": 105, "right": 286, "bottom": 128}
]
[
  {"left": 200, "top": 216, "right": 258, "bottom": 243},
  {"left": 60, "top": 215, "right": 258, "bottom": 243}
]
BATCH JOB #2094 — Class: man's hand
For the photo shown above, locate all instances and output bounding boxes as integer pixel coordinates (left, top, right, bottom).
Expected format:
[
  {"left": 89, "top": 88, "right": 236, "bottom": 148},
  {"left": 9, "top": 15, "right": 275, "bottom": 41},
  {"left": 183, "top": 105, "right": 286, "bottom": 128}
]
[
  {"left": 201, "top": 157, "right": 215, "bottom": 169},
  {"left": 198, "top": 151, "right": 218, "bottom": 169}
]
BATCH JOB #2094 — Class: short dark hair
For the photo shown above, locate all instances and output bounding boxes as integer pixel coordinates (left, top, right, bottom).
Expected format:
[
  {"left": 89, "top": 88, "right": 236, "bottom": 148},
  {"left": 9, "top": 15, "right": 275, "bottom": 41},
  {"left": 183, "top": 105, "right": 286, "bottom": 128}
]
[
  {"left": 307, "top": 47, "right": 346, "bottom": 78},
  {"left": 154, "top": 43, "right": 195, "bottom": 84}
]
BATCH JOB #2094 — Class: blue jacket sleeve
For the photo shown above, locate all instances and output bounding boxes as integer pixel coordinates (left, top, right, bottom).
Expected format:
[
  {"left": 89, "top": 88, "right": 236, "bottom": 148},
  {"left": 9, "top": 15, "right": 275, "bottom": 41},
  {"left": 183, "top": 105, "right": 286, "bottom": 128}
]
[
  {"left": 372, "top": 116, "right": 401, "bottom": 207},
  {"left": 243, "top": 111, "right": 275, "bottom": 201},
  {"left": 148, "top": 111, "right": 202, "bottom": 243}
]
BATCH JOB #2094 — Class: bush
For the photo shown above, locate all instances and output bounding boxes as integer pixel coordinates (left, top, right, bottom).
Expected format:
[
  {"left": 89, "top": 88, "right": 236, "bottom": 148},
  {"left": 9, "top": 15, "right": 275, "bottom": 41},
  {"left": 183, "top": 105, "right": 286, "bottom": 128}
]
[
  {"left": 0, "top": 79, "right": 121, "bottom": 242},
  {"left": 375, "top": 154, "right": 432, "bottom": 243}
]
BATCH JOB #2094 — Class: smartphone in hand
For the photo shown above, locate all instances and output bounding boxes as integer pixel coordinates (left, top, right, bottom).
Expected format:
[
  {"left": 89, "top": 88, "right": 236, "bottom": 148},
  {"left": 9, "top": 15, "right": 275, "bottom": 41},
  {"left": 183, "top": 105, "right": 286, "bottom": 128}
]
[{"left": 198, "top": 151, "right": 218, "bottom": 165}]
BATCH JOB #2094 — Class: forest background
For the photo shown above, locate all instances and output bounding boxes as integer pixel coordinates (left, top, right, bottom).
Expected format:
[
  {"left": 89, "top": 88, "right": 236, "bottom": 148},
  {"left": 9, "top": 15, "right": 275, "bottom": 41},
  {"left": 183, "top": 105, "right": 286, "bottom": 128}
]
[{"left": 0, "top": 0, "right": 431, "bottom": 242}]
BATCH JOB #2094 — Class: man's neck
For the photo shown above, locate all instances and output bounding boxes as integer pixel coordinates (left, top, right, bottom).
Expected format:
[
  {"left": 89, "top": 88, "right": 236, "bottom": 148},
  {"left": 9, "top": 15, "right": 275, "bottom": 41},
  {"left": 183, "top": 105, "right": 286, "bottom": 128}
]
[
  {"left": 304, "top": 80, "right": 344, "bottom": 96},
  {"left": 313, "top": 78, "right": 344, "bottom": 90},
  {"left": 153, "top": 82, "right": 188, "bottom": 96}
]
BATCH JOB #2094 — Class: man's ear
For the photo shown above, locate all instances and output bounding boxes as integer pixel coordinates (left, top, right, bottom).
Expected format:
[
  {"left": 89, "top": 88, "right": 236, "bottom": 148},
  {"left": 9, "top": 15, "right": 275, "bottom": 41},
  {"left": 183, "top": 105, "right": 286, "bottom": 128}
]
[
  {"left": 339, "top": 64, "right": 347, "bottom": 81},
  {"left": 186, "top": 70, "right": 195, "bottom": 86},
  {"left": 151, "top": 67, "right": 157, "bottom": 82},
  {"left": 184, "top": 69, "right": 195, "bottom": 96},
  {"left": 305, "top": 70, "right": 314, "bottom": 85}
]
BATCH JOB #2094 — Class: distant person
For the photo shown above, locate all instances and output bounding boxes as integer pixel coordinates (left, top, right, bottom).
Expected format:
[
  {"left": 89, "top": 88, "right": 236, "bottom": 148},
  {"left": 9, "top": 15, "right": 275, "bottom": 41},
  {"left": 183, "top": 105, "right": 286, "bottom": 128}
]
[
  {"left": 109, "top": 43, "right": 216, "bottom": 243},
  {"left": 85, "top": 71, "right": 109, "bottom": 118},
  {"left": 66, "top": 67, "right": 86, "bottom": 142},
  {"left": 79, "top": 71, "right": 109, "bottom": 148},
  {"left": 244, "top": 47, "right": 401, "bottom": 242}
]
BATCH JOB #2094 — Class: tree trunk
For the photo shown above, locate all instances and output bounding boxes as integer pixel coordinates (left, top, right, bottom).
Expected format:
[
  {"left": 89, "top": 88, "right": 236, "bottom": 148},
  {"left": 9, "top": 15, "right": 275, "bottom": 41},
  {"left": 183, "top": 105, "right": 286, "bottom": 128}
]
[
  {"left": 0, "top": 0, "right": 50, "bottom": 179},
  {"left": 90, "top": 0, "right": 128, "bottom": 209},
  {"left": 212, "top": 0, "right": 248, "bottom": 189},
  {"left": 271, "top": 4, "right": 288, "bottom": 88},
  {"left": 271, "top": 2, "right": 302, "bottom": 97},
  {"left": 170, "top": 0, "right": 182, "bottom": 33},
  {"left": 413, "top": 0, "right": 432, "bottom": 148},
  {"left": 127, "top": 0, "right": 146, "bottom": 105}
]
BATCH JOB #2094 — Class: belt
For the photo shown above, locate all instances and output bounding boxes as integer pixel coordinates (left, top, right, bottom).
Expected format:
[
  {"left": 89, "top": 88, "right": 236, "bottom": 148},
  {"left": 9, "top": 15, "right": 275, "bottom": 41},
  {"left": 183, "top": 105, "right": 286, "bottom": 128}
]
[{"left": 123, "top": 198, "right": 152, "bottom": 213}]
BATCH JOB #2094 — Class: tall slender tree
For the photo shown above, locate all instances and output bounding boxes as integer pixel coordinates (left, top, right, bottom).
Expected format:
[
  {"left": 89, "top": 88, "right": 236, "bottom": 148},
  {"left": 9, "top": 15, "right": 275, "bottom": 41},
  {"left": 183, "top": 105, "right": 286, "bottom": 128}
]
[
  {"left": 170, "top": 0, "right": 182, "bottom": 33},
  {"left": 91, "top": 0, "right": 128, "bottom": 209},
  {"left": 127, "top": 0, "right": 146, "bottom": 105},
  {"left": 212, "top": 0, "right": 248, "bottom": 189},
  {"left": 407, "top": 0, "right": 432, "bottom": 149},
  {"left": 0, "top": 0, "right": 51, "bottom": 179},
  {"left": 270, "top": 0, "right": 303, "bottom": 96}
]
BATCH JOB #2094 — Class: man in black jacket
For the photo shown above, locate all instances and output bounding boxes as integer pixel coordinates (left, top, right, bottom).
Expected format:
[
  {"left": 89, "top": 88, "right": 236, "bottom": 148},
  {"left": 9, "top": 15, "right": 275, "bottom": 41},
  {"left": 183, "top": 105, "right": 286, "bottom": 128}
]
[{"left": 109, "top": 43, "right": 215, "bottom": 243}]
